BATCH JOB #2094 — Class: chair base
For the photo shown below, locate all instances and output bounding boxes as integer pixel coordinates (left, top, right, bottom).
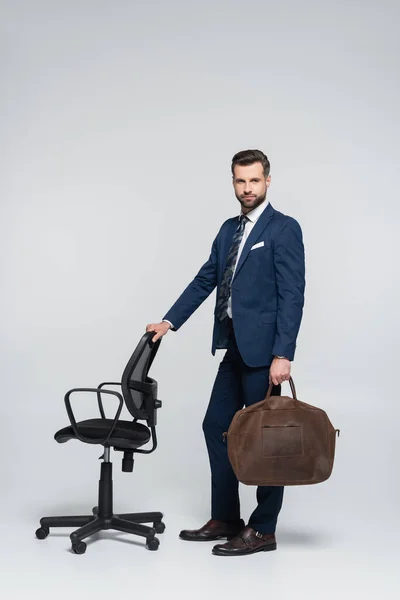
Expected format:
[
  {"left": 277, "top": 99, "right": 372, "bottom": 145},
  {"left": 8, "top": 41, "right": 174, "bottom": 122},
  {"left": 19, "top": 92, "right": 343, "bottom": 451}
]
[{"left": 35, "top": 458, "right": 165, "bottom": 554}]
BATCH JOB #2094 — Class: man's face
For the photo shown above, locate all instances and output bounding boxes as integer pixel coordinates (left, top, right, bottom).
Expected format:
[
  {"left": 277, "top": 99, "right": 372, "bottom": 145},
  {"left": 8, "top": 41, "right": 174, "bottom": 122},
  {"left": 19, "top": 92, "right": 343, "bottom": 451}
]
[{"left": 232, "top": 162, "right": 271, "bottom": 214}]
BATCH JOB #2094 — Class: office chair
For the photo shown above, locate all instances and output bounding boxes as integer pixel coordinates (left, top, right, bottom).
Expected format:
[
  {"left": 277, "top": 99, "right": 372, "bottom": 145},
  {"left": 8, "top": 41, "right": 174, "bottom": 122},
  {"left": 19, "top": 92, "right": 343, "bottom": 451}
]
[{"left": 35, "top": 331, "right": 164, "bottom": 554}]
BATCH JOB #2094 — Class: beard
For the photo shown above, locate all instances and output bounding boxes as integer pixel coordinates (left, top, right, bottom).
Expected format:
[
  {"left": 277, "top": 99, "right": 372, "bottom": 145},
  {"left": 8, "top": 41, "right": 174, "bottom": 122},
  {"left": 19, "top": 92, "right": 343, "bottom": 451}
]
[{"left": 236, "top": 190, "right": 267, "bottom": 211}]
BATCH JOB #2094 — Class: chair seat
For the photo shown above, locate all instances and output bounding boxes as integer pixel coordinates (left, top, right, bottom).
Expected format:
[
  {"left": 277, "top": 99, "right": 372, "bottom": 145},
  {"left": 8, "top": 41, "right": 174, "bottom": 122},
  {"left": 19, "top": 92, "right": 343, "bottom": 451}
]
[{"left": 55, "top": 419, "right": 151, "bottom": 449}]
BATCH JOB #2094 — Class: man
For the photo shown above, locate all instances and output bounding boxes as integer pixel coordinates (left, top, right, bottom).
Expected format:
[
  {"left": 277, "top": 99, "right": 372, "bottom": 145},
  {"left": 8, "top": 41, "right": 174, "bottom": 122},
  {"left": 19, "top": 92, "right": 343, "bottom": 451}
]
[{"left": 146, "top": 149, "right": 305, "bottom": 556}]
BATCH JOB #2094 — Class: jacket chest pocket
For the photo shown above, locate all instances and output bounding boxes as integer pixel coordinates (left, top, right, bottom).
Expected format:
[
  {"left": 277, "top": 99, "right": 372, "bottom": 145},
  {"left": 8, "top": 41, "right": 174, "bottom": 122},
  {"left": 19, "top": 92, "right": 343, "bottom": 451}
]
[{"left": 249, "top": 243, "right": 272, "bottom": 255}]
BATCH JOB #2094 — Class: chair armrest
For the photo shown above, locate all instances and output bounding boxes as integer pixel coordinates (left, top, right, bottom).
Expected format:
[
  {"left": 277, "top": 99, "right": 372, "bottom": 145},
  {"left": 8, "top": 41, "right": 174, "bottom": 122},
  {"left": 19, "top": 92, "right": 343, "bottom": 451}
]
[
  {"left": 96, "top": 382, "right": 122, "bottom": 419},
  {"left": 134, "top": 425, "right": 158, "bottom": 454},
  {"left": 64, "top": 387, "right": 123, "bottom": 445}
]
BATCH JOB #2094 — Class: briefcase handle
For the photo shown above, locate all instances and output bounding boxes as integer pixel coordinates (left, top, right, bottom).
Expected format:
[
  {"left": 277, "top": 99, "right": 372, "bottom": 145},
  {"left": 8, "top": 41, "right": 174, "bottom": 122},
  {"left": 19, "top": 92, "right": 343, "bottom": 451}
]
[{"left": 266, "top": 376, "right": 297, "bottom": 401}]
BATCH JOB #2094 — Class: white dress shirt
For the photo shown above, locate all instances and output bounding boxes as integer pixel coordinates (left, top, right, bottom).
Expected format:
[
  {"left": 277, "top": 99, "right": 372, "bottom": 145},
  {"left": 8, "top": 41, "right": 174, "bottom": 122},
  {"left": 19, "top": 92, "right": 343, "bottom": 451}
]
[
  {"left": 163, "top": 199, "right": 270, "bottom": 328},
  {"left": 226, "top": 199, "right": 269, "bottom": 318}
]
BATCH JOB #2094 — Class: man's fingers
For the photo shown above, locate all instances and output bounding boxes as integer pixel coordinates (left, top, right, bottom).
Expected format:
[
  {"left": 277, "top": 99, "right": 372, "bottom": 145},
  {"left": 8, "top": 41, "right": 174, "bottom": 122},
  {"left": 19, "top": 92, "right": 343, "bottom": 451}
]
[
  {"left": 146, "top": 322, "right": 170, "bottom": 343},
  {"left": 153, "top": 327, "right": 168, "bottom": 342},
  {"left": 270, "top": 366, "right": 291, "bottom": 387}
]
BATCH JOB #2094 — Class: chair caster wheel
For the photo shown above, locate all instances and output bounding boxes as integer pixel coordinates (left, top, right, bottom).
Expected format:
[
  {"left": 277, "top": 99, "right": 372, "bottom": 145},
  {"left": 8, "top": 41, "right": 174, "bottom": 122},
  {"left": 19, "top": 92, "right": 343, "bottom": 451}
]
[
  {"left": 92, "top": 506, "right": 98, "bottom": 515},
  {"left": 35, "top": 526, "right": 49, "bottom": 540},
  {"left": 71, "top": 541, "right": 87, "bottom": 554},
  {"left": 146, "top": 537, "right": 160, "bottom": 551},
  {"left": 153, "top": 521, "right": 165, "bottom": 534}
]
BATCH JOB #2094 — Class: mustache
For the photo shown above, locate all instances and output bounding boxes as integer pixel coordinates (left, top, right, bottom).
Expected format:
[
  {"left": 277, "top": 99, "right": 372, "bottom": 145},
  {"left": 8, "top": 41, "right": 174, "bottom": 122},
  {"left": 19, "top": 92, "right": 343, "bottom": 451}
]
[{"left": 237, "top": 192, "right": 267, "bottom": 205}]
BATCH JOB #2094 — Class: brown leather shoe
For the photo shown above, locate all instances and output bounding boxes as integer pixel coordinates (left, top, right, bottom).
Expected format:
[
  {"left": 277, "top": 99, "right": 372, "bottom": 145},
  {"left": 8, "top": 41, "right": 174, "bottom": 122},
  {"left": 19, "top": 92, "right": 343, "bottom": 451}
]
[
  {"left": 179, "top": 519, "right": 245, "bottom": 542},
  {"left": 212, "top": 526, "right": 277, "bottom": 556}
]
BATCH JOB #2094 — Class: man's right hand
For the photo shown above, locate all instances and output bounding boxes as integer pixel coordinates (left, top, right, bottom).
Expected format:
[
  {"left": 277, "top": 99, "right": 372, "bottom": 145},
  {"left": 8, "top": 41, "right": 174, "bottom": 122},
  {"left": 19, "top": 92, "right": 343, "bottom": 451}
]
[{"left": 146, "top": 321, "right": 171, "bottom": 343}]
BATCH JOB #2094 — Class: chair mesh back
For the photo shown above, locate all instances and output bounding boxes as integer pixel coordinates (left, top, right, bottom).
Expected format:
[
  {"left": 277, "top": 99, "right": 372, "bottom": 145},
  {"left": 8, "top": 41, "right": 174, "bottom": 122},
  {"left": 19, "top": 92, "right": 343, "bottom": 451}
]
[{"left": 121, "top": 332, "right": 161, "bottom": 420}]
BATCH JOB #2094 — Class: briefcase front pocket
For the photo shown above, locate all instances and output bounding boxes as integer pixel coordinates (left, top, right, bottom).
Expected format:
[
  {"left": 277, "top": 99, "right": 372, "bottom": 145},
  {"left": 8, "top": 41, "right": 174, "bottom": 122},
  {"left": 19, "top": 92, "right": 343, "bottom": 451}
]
[{"left": 262, "top": 425, "right": 303, "bottom": 458}]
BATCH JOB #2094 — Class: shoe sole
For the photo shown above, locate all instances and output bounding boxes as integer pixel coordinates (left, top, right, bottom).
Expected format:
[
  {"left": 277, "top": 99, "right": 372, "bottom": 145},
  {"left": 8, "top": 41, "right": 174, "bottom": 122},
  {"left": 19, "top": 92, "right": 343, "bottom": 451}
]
[
  {"left": 212, "top": 543, "right": 277, "bottom": 556},
  {"left": 179, "top": 534, "right": 239, "bottom": 542}
]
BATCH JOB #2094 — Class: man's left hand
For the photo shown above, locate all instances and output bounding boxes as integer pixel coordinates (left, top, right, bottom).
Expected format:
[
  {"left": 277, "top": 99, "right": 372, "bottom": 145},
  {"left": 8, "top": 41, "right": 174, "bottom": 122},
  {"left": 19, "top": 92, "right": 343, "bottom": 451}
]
[{"left": 269, "top": 357, "right": 291, "bottom": 386}]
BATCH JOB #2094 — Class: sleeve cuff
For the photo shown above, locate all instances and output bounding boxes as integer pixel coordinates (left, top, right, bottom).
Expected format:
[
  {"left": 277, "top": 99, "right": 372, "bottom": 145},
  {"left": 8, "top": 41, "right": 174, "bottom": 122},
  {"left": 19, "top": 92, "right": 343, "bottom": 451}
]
[{"left": 162, "top": 319, "right": 174, "bottom": 329}]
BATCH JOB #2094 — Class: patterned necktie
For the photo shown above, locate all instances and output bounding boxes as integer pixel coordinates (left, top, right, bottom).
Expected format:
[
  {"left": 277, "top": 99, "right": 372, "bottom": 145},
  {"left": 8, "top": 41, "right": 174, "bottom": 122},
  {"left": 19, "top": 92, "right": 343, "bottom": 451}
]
[{"left": 215, "top": 214, "right": 249, "bottom": 321}]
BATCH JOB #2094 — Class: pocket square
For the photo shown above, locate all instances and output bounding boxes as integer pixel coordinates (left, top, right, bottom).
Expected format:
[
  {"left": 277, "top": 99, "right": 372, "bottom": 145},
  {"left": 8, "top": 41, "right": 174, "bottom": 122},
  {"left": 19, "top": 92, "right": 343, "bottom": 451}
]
[{"left": 250, "top": 241, "right": 265, "bottom": 250}]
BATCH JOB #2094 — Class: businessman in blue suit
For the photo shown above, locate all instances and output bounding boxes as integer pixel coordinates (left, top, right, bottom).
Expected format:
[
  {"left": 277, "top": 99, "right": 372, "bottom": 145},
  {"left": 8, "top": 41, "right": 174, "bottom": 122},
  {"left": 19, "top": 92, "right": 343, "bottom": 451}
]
[{"left": 146, "top": 149, "right": 305, "bottom": 556}]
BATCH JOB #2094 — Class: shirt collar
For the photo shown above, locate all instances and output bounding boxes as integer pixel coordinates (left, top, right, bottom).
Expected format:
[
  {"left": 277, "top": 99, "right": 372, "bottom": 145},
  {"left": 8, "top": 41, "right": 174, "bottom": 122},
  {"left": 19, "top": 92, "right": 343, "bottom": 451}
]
[{"left": 240, "top": 198, "right": 270, "bottom": 223}]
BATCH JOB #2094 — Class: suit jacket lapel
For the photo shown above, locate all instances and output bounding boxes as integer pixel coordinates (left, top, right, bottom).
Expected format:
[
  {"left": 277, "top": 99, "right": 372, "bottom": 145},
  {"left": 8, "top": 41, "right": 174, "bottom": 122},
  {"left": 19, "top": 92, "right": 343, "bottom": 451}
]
[{"left": 232, "top": 203, "right": 275, "bottom": 281}]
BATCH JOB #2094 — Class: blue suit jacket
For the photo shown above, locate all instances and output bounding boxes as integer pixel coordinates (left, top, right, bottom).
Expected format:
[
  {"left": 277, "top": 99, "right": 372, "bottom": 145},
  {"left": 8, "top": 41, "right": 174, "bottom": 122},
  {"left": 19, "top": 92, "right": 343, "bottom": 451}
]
[{"left": 163, "top": 202, "right": 305, "bottom": 367}]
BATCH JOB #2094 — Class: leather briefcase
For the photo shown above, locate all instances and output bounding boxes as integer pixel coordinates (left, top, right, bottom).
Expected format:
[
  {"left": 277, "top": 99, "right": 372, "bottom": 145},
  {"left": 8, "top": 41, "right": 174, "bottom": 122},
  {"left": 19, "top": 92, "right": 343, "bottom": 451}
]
[{"left": 224, "top": 378, "right": 339, "bottom": 486}]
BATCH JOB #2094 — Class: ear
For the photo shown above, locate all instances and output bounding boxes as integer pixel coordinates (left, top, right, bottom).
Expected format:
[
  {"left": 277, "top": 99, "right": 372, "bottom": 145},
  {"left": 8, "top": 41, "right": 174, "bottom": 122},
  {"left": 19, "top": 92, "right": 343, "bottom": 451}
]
[{"left": 266, "top": 175, "right": 271, "bottom": 188}]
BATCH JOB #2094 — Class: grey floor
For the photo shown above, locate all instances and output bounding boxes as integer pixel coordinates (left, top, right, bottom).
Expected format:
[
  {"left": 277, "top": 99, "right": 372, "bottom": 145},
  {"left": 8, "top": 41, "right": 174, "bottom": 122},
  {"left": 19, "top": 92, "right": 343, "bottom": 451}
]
[{"left": 2, "top": 510, "right": 399, "bottom": 600}]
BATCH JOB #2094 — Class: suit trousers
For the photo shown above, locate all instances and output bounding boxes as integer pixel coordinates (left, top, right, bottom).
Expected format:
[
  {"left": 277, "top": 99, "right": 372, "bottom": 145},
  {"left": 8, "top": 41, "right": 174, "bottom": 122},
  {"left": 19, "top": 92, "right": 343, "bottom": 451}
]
[{"left": 202, "top": 319, "right": 284, "bottom": 534}]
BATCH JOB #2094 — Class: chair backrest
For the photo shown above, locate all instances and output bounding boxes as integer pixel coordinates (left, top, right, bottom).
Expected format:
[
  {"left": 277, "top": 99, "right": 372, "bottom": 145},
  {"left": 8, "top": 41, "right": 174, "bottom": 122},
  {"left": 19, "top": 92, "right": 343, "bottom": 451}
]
[{"left": 121, "top": 332, "right": 162, "bottom": 423}]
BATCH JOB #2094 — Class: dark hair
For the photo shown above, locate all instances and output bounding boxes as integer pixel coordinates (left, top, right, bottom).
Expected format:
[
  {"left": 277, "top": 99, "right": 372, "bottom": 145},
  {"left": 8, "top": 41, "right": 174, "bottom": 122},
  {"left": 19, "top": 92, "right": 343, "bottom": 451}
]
[{"left": 231, "top": 149, "right": 270, "bottom": 177}]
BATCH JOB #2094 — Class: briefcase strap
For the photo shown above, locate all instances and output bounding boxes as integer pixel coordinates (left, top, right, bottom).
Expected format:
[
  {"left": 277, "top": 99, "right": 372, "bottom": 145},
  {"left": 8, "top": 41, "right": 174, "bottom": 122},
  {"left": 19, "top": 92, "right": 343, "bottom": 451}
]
[{"left": 266, "top": 376, "right": 297, "bottom": 401}]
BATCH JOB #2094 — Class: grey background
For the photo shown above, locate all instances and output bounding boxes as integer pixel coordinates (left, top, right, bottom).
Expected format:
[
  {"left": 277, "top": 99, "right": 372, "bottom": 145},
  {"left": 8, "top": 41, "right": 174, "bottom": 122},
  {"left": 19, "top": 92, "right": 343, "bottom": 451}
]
[{"left": 1, "top": 0, "right": 399, "bottom": 597}]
